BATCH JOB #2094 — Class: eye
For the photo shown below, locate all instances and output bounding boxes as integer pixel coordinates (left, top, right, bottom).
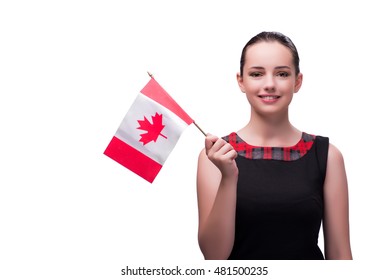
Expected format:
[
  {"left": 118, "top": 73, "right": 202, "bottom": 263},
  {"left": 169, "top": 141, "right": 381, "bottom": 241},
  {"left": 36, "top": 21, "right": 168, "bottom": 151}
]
[
  {"left": 277, "top": 72, "right": 290, "bottom": 78},
  {"left": 249, "top": 72, "right": 263, "bottom": 78}
]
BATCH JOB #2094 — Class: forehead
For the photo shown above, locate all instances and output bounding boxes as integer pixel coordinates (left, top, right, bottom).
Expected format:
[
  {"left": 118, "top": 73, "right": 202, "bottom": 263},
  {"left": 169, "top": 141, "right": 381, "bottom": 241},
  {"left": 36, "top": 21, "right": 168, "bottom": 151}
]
[{"left": 244, "top": 41, "right": 293, "bottom": 68}]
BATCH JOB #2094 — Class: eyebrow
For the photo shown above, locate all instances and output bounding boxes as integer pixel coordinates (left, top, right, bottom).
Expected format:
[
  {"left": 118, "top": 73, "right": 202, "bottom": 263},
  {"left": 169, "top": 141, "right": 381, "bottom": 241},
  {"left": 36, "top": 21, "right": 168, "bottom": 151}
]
[{"left": 249, "top": 66, "right": 292, "bottom": 70}]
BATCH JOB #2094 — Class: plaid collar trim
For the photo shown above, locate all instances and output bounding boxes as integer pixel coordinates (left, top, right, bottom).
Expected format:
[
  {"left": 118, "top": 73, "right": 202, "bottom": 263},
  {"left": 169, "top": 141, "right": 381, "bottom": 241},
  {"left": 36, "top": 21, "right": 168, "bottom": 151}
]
[{"left": 222, "top": 132, "right": 316, "bottom": 161}]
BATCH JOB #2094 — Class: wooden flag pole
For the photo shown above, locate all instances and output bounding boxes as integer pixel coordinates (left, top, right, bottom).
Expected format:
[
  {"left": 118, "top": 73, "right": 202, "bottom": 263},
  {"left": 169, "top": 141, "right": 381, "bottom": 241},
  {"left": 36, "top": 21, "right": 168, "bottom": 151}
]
[
  {"left": 147, "top": 71, "right": 207, "bottom": 137},
  {"left": 193, "top": 121, "right": 207, "bottom": 136}
]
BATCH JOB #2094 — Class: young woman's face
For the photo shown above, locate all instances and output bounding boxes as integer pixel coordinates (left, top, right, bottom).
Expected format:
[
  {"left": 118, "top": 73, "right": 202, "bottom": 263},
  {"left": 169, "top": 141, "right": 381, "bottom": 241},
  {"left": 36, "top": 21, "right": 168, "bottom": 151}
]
[{"left": 237, "top": 41, "right": 303, "bottom": 117}]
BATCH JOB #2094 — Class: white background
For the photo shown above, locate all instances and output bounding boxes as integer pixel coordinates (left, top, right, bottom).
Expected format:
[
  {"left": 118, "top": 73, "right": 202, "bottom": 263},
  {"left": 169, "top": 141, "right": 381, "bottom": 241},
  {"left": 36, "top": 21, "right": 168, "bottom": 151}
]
[{"left": 1, "top": 0, "right": 388, "bottom": 279}]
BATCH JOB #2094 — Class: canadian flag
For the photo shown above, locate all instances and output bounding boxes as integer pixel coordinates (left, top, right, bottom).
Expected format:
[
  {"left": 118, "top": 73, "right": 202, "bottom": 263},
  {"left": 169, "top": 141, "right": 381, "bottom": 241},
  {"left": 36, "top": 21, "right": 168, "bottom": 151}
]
[{"left": 104, "top": 77, "right": 193, "bottom": 183}]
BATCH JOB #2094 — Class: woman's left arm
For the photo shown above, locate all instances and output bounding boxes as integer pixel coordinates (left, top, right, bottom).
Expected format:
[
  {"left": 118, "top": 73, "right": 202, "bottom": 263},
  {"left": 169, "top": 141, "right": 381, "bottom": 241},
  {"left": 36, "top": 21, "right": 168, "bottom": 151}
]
[{"left": 323, "top": 143, "right": 353, "bottom": 260}]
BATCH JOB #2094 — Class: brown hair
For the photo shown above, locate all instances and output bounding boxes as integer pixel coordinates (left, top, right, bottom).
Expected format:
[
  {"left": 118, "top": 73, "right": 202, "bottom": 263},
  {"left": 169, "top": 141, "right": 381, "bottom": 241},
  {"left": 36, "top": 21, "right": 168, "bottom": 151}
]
[{"left": 240, "top": 31, "right": 300, "bottom": 76}]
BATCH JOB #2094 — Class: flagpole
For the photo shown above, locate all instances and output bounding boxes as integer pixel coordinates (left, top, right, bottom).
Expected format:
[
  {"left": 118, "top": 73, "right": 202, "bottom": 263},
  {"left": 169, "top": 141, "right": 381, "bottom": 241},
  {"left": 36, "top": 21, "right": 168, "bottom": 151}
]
[
  {"left": 193, "top": 121, "right": 207, "bottom": 136},
  {"left": 146, "top": 71, "right": 207, "bottom": 137}
]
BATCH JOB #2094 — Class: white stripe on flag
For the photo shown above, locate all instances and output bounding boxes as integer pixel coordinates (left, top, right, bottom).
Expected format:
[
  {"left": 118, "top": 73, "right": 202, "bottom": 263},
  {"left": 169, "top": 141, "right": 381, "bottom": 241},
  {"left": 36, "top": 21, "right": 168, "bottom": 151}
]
[{"left": 114, "top": 93, "right": 188, "bottom": 165}]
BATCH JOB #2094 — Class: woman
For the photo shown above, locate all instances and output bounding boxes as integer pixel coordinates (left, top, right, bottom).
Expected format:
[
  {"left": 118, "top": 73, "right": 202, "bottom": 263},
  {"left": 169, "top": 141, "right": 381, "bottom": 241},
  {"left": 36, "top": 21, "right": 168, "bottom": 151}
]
[{"left": 196, "top": 31, "right": 352, "bottom": 260}]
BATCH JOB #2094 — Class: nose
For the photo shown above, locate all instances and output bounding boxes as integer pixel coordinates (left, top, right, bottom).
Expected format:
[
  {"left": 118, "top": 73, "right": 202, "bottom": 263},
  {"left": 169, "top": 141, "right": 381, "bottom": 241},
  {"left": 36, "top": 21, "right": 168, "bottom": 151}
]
[{"left": 263, "top": 75, "right": 276, "bottom": 92}]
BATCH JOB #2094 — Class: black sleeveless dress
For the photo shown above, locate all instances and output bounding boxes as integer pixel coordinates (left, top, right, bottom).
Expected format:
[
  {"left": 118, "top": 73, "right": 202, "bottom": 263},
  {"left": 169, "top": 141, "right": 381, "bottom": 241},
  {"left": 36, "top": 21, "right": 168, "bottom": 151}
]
[{"left": 222, "top": 132, "right": 329, "bottom": 260}]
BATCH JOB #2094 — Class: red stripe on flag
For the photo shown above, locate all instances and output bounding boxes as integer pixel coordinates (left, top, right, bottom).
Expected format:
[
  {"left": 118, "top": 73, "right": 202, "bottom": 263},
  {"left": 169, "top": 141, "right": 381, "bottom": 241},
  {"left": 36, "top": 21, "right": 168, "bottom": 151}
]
[
  {"left": 141, "top": 78, "right": 193, "bottom": 125},
  {"left": 104, "top": 136, "right": 162, "bottom": 183}
]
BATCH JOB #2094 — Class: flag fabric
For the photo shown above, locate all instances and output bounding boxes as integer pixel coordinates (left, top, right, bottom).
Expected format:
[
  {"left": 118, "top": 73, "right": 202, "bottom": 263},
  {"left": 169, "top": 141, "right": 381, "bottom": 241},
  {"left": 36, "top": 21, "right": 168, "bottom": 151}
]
[{"left": 104, "top": 77, "right": 193, "bottom": 183}]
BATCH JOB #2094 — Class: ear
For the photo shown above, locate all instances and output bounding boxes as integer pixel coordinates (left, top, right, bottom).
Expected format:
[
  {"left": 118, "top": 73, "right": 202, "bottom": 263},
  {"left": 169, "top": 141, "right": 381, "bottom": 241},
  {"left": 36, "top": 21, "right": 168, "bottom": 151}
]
[
  {"left": 294, "top": 73, "right": 303, "bottom": 93},
  {"left": 236, "top": 72, "right": 245, "bottom": 93}
]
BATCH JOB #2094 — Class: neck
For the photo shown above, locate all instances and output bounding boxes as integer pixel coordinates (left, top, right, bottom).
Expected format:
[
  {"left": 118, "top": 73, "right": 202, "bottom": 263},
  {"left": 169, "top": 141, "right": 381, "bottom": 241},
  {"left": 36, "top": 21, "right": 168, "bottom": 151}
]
[{"left": 238, "top": 109, "right": 301, "bottom": 146}]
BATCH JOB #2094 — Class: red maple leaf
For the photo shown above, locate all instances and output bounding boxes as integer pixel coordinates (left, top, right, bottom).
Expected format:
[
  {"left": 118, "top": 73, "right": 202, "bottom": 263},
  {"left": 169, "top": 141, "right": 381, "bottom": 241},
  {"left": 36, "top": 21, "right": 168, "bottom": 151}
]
[{"left": 137, "top": 113, "right": 167, "bottom": 145}]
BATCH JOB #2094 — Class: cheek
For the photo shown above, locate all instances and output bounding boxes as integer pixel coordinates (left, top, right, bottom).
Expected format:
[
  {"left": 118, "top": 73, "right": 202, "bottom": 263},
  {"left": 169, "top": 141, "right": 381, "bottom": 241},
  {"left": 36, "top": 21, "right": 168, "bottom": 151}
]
[
  {"left": 243, "top": 80, "right": 262, "bottom": 93},
  {"left": 277, "top": 80, "right": 295, "bottom": 92}
]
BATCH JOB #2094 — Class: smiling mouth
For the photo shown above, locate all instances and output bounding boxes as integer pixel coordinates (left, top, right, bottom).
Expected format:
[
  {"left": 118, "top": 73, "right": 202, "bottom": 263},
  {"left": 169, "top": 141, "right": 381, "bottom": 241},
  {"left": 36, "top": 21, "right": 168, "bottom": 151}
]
[{"left": 258, "top": 95, "right": 280, "bottom": 100}]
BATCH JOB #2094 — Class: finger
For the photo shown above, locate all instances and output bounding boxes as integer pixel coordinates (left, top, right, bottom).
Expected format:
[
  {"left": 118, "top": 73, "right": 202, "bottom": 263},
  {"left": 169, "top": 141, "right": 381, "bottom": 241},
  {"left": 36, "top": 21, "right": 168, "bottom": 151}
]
[
  {"left": 205, "top": 135, "right": 219, "bottom": 144},
  {"left": 223, "top": 149, "right": 238, "bottom": 161},
  {"left": 205, "top": 134, "right": 218, "bottom": 150},
  {"left": 219, "top": 146, "right": 238, "bottom": 162},
  {"left": 208, "top": 138, "right": 227, "bottom": 155},
  {"left": 215, "top": 142, "right": 235, "bottom": 157}
]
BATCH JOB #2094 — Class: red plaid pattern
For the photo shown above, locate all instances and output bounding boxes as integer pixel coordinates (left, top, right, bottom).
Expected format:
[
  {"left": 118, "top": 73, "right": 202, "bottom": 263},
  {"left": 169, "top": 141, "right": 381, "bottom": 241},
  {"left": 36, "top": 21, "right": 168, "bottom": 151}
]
[{"left": 222, "top": 132, "right": 315, "bottom": 161}]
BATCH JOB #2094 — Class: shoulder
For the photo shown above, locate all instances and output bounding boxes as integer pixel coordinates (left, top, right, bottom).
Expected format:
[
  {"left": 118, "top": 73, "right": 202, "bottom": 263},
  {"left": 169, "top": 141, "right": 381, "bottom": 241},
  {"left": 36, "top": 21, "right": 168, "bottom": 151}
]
[
  {"left": 327, "top": 143, "right": 345, "bottom": 167},
  {"left": 324, "top": 142, "right": 347, "bottom": 192},
  {"left": 313, "top": 135, "right": 344, "bottom": 168}
]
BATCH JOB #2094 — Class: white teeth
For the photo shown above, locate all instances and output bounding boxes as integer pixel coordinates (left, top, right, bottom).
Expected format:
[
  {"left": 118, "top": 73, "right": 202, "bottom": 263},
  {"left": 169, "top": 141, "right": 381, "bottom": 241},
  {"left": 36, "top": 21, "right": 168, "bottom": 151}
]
[{"left": 261, "top": 96, "right": 278, "bottom": 100}]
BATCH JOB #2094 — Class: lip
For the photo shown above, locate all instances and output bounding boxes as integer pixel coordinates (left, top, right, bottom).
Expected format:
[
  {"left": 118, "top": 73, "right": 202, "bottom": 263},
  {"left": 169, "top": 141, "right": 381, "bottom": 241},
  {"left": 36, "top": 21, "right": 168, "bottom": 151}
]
[{"left": 258, "top": 95, "right": 281, "bottom": 104}]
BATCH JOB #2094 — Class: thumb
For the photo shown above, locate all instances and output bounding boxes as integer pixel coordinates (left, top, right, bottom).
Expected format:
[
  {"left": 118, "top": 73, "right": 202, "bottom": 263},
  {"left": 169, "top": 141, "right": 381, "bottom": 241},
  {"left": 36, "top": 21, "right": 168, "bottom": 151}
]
[{"left": 205, "top": 133, "right": 218, "bottom": 151}]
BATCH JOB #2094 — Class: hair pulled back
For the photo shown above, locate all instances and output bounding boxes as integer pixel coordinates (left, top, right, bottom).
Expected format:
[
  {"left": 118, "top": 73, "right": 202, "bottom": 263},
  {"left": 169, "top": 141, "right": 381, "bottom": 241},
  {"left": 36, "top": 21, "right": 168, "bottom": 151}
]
[{"left": 240, "top": 31, "right": 300, "bottom": 76}]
